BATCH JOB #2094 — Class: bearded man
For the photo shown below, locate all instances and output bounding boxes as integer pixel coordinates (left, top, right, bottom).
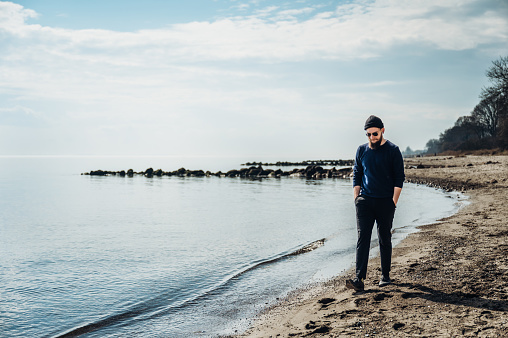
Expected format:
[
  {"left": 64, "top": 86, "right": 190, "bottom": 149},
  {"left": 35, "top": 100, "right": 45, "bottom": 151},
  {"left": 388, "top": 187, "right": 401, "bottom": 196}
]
[{"left": 346, "top": 115, "right": 405, "bottom": 292}]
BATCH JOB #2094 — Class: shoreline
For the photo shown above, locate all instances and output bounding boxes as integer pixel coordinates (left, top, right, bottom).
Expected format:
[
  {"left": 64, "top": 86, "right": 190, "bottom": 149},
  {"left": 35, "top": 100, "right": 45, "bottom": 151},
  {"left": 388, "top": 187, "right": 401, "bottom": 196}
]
[{"left": 237, "top": 155, "right": 508, "bottom": 337}]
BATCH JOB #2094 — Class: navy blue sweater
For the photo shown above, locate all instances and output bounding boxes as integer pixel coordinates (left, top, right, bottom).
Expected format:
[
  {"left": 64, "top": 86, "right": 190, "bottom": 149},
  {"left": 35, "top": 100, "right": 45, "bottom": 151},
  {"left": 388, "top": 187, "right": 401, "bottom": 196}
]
[{"left": 353, "top": 140, "right": 405, "bottom": 198}]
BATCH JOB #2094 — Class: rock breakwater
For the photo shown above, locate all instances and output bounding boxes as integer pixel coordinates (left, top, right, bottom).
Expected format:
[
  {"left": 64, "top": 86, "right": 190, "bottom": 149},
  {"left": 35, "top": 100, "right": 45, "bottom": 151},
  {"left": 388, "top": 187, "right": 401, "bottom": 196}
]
[
  {"left": 82, "top": 165, "right": 354, "bottom": 179},
  {"left": 242, "top": 160, "right": 354, "bottom": 167}
]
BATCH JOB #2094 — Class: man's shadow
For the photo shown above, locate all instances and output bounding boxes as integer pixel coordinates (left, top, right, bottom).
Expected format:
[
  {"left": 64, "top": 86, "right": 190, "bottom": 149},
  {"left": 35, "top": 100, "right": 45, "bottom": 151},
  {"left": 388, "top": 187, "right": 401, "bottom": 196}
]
[{"left": 360, "top": 282, "right": 508, "bottom": 312}]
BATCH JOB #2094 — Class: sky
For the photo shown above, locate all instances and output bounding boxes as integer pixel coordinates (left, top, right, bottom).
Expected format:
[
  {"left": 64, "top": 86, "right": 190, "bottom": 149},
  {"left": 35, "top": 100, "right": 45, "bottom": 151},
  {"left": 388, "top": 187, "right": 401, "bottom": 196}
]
[{"left": 0, "top": 0, "right": 507, "bottom": 160}]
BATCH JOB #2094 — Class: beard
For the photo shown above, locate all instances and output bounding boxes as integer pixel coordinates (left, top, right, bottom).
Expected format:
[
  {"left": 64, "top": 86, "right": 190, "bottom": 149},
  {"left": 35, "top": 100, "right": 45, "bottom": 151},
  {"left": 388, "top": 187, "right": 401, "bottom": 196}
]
[{"left": 369, "top": 135, "right": 383, "bottom": 149}]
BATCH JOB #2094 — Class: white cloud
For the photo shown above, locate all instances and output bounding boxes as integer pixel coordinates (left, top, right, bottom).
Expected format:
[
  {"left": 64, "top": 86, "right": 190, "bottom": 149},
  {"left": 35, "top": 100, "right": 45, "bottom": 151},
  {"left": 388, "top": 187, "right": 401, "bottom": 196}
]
[
  {"left": 274, "top": 7, "right": 316, "bottom": 20},
  {"left": 1, "top": 0, "right": 506, "bottom": 65},
  {"left": 254, "top": 5, "right": 279, "bottom": 17},
  {"left": 0, "top": 0, "right": 506, "bottom": 155},
  {"left": 0, "top": 1, "right": 38, "bottom": 36}
]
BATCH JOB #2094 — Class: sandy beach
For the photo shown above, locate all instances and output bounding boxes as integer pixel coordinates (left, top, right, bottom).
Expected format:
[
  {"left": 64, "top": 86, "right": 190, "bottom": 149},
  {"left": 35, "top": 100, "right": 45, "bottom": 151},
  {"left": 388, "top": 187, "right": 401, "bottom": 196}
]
[{"left": 239, "top": 155, "right": 508, "bottom": 337}]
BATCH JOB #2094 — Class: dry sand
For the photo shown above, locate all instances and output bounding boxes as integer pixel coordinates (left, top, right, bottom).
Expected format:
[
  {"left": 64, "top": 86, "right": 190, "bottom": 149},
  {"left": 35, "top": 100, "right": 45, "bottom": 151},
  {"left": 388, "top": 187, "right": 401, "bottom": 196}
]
[{"left": 239, "top": 155, "right": 508, "bottom": 337}]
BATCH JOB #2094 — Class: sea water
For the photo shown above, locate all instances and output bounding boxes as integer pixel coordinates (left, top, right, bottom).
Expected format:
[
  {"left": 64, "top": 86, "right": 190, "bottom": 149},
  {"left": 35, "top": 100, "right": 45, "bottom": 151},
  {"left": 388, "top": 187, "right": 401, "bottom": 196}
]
[{"left": 0, "top": 156, "right": 466, "bottom": 337}]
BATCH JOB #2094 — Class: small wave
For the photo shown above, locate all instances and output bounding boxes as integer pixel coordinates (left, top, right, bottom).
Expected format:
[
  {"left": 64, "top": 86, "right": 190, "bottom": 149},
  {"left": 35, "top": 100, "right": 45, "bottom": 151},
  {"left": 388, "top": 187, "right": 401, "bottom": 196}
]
[
  {"left": 227, "top": 238, "right": 326, "bottom": 280},
  {"left": 289, "top": 238, "right": 325, "bottom": 255},
  {"left": 52, "top": 238, "right": 326, "bottom": 338}
]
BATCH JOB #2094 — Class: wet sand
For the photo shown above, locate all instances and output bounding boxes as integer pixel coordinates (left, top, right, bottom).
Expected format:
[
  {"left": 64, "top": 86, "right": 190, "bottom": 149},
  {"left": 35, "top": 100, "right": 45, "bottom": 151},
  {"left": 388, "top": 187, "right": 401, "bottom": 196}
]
[{"left": 239, "top": 155, "right": 508, "bottom": 337}]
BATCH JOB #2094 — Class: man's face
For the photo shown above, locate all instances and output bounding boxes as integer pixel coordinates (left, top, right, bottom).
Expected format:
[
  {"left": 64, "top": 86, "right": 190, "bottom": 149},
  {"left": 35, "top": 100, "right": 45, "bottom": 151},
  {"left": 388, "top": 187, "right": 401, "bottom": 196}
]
[{"left": 366, "top": 127, "right": 384, "bottom": 149}]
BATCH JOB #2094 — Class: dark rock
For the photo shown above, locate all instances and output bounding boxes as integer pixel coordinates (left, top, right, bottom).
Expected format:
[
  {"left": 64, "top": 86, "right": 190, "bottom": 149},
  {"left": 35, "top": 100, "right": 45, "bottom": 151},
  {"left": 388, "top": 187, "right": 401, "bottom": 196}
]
[
  {"left": 239, "top": 168, "right": 250, "bottom": 177},
  {"left": 305, "top": 165, "right": 317, "bottom": 177},
  {"left": 318, "top": 298, "right": 336, "bottom": 305},
  {"left": 305, "top": 321, "right": 318, "bottom": 329},
  {"left": 90, "top": 170, "right": 107, "bottom": 176},
  {"left": 332, "top": 167, "right": 352, "bottom": 178},
  {"left": 393, "top": 323, "right": 405, "bottom": 330},
  {"left": 259, "top": 169, "right": 273, "bottom": 177},
  {"left": 187, "top": 170, "right": 205, "bottom": 177},
  {"left": 144, "top": 168, "right": 154, "bottom": 177},
  {"left": 268, "top": 171, "right": 278, "bottom": 178},
  {"left": 311, "top": 326, "right": 330, "bottom": 334},
  {"left": 247, "top": 166, "right": 262, "bottom": 176},
  {"left": 227, "top": 170, "right": 239, "bottom": 178}
]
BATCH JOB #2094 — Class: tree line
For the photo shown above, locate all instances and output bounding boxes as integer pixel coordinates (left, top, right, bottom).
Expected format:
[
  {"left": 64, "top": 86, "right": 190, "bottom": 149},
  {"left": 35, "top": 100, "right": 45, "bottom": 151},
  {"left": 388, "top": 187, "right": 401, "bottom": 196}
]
[{"left": 425, "top": 56, "right": 508, "bottom": 154}]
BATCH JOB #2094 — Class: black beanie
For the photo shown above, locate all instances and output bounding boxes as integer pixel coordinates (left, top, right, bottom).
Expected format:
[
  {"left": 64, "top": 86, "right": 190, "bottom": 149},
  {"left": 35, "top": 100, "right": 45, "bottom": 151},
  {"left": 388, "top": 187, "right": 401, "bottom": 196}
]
[{"left": 364, "top": 115, "right": 384, "bottom": 130}]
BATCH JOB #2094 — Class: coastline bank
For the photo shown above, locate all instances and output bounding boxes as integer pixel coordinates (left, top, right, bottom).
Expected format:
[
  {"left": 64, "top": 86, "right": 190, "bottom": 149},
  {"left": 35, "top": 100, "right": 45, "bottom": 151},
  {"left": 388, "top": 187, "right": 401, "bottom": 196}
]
[{"left": 238, "top": 155, "right": 508, "bottom": 337}]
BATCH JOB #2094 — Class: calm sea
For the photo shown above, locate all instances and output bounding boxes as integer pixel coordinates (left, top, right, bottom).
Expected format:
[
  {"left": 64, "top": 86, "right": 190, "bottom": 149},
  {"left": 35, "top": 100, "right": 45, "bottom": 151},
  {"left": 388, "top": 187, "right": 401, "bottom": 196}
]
[{"left": 0, "top": 156, "right": 466, "bottom": 337}]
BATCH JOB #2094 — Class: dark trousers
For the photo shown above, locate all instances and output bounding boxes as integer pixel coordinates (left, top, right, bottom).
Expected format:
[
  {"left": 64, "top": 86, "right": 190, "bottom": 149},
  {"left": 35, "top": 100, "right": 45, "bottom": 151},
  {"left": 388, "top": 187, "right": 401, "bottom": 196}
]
[{"left": 354, "top": 195, "right": 396, "bottom": 280}]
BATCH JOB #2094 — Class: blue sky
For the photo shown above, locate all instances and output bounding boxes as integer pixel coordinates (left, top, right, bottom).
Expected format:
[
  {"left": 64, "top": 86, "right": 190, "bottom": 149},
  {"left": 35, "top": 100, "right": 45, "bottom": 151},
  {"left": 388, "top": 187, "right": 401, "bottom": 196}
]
[{"left": 1, "top": 0, "right": 507, "bottom": 159}]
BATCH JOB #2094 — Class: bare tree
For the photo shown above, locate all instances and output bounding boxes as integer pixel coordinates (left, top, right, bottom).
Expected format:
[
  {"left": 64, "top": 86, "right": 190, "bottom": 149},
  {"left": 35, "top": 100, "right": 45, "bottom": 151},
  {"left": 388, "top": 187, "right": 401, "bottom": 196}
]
[
  {"left": 481, "top": 56, "right": 508, "bottom": 119},
  {"left": 482, "top": 56, "right": 508, "bottom": 99},
  {"left": 425, "top": 56, "right": 508, "bottom": 152},
  {"left": 455, "top": 115, "right": 485, "bottom": 139},
  {"left": 471, "top": 96, "right": 501, "bottom": 137}
]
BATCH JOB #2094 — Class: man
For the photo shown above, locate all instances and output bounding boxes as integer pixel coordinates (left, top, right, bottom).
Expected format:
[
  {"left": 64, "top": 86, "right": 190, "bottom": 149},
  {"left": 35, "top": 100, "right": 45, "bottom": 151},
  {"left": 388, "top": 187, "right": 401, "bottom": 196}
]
[{"left": 346, "top": 115, "right": 405, "bottom": 292}]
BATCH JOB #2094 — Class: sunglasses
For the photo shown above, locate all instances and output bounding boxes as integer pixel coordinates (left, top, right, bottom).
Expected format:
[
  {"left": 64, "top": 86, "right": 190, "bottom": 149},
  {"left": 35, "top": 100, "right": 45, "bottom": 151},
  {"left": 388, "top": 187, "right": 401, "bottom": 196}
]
[{"left": 366, "top": 131, "right": 379, "bottom": 137}]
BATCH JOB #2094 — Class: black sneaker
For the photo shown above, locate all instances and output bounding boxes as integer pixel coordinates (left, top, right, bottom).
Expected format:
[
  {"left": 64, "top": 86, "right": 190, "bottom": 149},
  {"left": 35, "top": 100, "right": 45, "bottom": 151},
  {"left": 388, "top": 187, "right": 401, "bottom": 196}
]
[
  {"left": 378, "top": 276, "right": 392, "bottom": 287},
  {"left": 346, "top": 278, "right": 364, "bottom": 292}
]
